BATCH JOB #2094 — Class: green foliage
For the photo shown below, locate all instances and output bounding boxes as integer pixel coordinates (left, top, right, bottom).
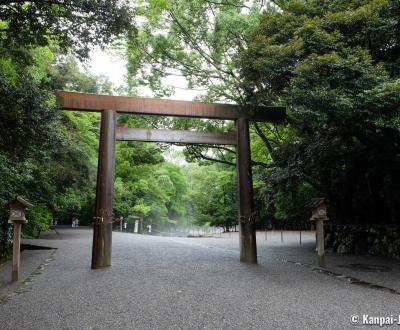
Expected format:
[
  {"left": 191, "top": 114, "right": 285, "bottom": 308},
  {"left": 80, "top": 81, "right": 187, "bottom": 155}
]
[
  {"left": 241, "top": 0, "right": 400, "bottom": 225},
  {"left": 0, "top": 0, "right": 136, "bottom": 60},
  {"left": 0, "top": 0, "right": 134, "bottom": 258},
  {"left": 0, "top": 66, "right": 58, "bottom": 160},
  {"left": 25, "top": 204, "right": 51, "bottom": 238},
  {"left": 124, "top": 0, "right": 311, "bottom": 229},
  {"left": 126, "top": 0, "right": 265, "bottom": 173},
  {"left": 114, "top": 140, "right": 189, "bottom": 226},
  {"left": 185, "top": 164, "right": 237, "bottom": 230},
  {"left": 127, "top": 0, "right": 264, "bottom": 103},
  {"left": 49, "top": 56, "right": 114, "bottom": 94},
  {"left": 54, "top": 188, "right": 88, "bottom": 221},
  {"left": 272, "top": 182, "right": 316, "bottom": 226}
]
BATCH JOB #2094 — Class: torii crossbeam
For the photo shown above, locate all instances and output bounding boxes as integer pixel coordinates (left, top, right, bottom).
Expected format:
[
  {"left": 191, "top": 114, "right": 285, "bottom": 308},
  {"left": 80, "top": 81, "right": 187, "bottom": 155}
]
[{"left": 56, "top": 91, "right": 286, "bottom": 269}]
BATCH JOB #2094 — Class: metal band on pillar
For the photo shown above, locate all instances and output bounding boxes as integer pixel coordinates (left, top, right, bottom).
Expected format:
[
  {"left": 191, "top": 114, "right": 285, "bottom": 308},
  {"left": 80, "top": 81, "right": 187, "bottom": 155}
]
[
  {"left": 92, "top": 110, "right": 116, "bottom": 269},
  {"left": 236, "top": 117, "right": 257, "bottom": 263}
]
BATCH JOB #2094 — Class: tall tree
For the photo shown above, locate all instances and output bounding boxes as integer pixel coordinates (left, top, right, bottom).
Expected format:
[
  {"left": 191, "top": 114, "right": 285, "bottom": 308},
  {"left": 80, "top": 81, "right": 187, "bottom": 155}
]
[
  {"left": 126, "top": 0, "right": 280, "bottom": 166},
  {"left": 240, "top": 0, "right": 400, "bottom": 224},
  {"left": 185, "top": 163, "right": 237, "bottom": 231},
  {"left": 0, "top": 0, "right": 134, "bottom": 255}
]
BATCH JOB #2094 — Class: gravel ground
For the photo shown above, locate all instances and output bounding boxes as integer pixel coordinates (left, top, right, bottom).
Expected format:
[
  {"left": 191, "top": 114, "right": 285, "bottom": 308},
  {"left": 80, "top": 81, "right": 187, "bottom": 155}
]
[
  {"left": 0, "top": 248, "right": 54, "bottom": 298},
  {"left": 0, "top": 228, "right": 399, "bottom": 330}
]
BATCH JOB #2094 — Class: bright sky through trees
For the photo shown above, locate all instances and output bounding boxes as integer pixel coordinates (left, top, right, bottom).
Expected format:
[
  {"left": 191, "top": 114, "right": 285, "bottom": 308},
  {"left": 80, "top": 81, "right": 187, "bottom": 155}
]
[{"left": 89, "top": 47, "right": 202, "bottom": 101}]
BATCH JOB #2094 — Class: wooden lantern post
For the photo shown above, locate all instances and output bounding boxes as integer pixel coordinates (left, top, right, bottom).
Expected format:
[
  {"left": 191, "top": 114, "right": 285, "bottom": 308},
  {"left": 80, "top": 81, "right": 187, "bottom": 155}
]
[
  {"left": 6, "top": 196, "right": 33, "bottom": 282},
  {"left": 308, "top": 198, "right": 329, "bottom": 268}
]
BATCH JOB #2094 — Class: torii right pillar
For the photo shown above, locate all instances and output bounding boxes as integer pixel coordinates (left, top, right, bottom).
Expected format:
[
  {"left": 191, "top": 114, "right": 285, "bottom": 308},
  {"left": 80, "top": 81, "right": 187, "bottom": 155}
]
[{"left": 236, "top": 117, "right": 257, "bottom": 263}]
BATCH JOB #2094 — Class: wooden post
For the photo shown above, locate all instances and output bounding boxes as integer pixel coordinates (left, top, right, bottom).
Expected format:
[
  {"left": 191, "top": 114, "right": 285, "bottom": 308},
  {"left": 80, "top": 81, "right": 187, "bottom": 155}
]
[
  {"left": 308, "top": 198, "right": 329, "bottom": 268},
  {"left": 11, "top": 222, "right": 22, "bottom": 282},
  {"left": 316, "top": 220, "right": 325, "bottom": 267},
  {"left": 7, "top": 196, "right": 33, "bottom": 281},
  {"left": 236, "top": 117, "right": 257, "bottom": 263},
  {"left": 92, "top": 110, "right": 116, "bottom": 269}
]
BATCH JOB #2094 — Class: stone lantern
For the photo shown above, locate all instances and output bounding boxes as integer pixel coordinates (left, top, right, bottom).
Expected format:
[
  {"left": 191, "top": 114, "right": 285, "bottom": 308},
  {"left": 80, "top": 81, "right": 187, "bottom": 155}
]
[
  {"left": 6, "top": 196, "right": 33, "bottom": 282},
  {"left": 308, "top": 198, "right": 329, "bottom": 268}
]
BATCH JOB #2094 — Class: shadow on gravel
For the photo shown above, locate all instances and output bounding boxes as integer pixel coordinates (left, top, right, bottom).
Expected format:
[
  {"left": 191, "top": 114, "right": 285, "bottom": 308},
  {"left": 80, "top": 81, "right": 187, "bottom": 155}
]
[
  {"left": 38, "top": 226, "right": 90, "bottom": 240},
  {"left": 21, "top": 244, "right": 56, "bottom": 251}
]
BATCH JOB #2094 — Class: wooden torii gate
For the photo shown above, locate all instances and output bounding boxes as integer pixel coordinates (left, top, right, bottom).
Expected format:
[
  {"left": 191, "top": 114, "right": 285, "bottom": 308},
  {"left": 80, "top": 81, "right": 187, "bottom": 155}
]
[{"left": 56, "top": 91, "right": 285, "bottom": 269}]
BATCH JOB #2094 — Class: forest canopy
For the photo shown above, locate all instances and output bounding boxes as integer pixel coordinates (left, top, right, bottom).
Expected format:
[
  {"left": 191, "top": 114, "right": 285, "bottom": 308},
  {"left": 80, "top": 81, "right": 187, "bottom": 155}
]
[{"left": 240, "top": 0, "right": 400, "bottom": 225}]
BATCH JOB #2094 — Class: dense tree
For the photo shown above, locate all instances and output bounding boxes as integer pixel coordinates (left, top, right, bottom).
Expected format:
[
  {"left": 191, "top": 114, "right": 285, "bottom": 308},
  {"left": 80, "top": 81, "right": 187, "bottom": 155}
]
[
  {"left": 125, "top": 1, "right": 296, "bottom": 229},
  {"left": 184, "top": 164, "right": 237, "bottom": 231},
  {"left": 240, "top": 0, "right": 400, "bottom": 225},
  {"left": 126, "top": 0, "right": 274, "bottom": 167},
  {"left": 0, "top": 0, "right": 135, "bottom": 60},
  {"left": 114, "top": 117, "right": 189, "bottom": 227},
  {"left": 0, "top": 0, "right": 135, "bottom": 259},
  {"left": 127, "top": 0, "right": 264, "bottom": 102},
  {"left": 50, "top": 56, "right": 114, "bottom": 94}
]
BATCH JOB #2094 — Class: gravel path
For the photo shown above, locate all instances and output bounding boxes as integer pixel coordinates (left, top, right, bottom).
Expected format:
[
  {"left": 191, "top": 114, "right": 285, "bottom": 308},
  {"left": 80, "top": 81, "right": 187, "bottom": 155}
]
[{"left": 0, "top": 228, "right": 399, "bottom": 329}]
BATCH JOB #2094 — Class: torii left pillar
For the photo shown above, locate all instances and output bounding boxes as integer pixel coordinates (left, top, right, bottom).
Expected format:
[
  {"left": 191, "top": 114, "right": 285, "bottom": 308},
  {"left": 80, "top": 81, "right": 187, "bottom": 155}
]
[{"left": 92, "top": 110, "right": 116, "bottom": 269}]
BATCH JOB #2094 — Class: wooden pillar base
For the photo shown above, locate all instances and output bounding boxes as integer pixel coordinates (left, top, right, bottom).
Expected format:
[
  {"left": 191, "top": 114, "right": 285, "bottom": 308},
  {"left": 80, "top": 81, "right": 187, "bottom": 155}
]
[
  {"left": 92, "top": 222, "right": 112, "bottom": 269},
  {"left": 239, "top": 216, "right": 257, "bottom": 263}
]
